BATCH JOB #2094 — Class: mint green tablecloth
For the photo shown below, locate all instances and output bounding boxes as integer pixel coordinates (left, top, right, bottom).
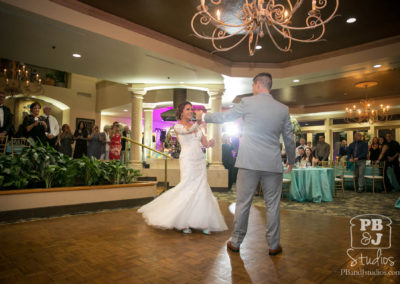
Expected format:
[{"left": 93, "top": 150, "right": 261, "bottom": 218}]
[
  {"left": 284, "top": 168, "right": 334, "bottom": 203},
  {"left": 396, "top": 197, "right": 400, "bottom": 209}
]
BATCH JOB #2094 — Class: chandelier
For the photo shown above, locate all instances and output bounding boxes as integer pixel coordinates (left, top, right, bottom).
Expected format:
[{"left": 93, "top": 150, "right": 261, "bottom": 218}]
[
  {"left": 0, "top": 61, "right": 43, "bottom": 97},
  {"left": 345, "top": 81, "right": 390, "bottom": 124},
  {"left": 191, "top": 0, "right": 339, "bottom": 56}
]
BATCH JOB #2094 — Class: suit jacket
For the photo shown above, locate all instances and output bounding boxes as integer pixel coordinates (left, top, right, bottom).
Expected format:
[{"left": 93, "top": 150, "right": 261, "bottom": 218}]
[
  {"left": 205, "top": 93, "right": 295, "bottom": 173},
  {"left": 0, "top": 105, "right": 13, "bottom": 135}
]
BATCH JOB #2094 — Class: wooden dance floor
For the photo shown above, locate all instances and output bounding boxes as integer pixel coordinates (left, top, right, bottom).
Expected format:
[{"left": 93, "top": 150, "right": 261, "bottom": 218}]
[{"left": 0, "top": 202, "right": 399, "bottom": 283}]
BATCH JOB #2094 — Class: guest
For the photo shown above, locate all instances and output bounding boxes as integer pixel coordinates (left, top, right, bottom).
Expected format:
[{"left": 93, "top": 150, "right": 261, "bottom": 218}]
[
  {"left": 295, "top": 146, "right": 305, "bottom": 164},
  {"left": 42, "top": 106, "right": 59, "bottom": 148},
  {"left": 338, "top": 139, "right": 348, "bottom": 161},
  {"left": 87, "top": 125, "right": 103, "bottom": 159},
  {"left": 378, "top": 133, "right": 400, "bottom": 191},
  {"left": 295, "top": 137, "right": 306, "bottom": 157},
  {"left": 315, "top": 135, "right": 330, "bottom": 163},
  {"left": 100, "top": 125, "right": 111, "bottom": 160},
  {"left": 348, "top": 132, "right": 368, "bottom": 193},
  {"left": 378, "top": 137, "right": 385, "bottom": 151},
  {"left": 222, "top": 134, "right": 236, "bottom": 190},
  {"left": 0, "top": 91, "right": 13, "bottom": 138},
  {"left": 301, "top": 146, "right": 315, "bottom": 167},
  {"left": 57, "top": 124, "right": 74, "bottom": 157},
  {"left": 73, "top": 121, "right": 88, "bottom": 158},
  {"left": 109, "top": 123, "right": 122, "bottom": 160},
  {"left": 23, "top": 102, "right": 47, "bottom": 144},
  {"left": 120, "top": 126, "right": 130, "bottom": 163},
  {"left": 368, "top": 137, "right": 380, "bottom": 162}
]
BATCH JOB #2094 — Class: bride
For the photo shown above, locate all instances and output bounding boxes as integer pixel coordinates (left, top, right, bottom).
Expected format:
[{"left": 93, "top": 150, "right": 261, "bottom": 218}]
[{"left": 138, "top": 101, "right": 227, "bottom": 234}]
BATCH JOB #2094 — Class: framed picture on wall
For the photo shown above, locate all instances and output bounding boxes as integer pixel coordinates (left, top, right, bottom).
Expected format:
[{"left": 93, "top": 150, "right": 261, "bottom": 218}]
[{"left": 76, "top": 118, "right": 95, "bottom": 131}]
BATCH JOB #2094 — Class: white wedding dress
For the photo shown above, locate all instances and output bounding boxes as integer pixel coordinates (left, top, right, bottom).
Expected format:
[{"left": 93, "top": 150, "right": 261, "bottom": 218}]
[{"left": 138, "top": 123, "right": 227, "bottom": 232}]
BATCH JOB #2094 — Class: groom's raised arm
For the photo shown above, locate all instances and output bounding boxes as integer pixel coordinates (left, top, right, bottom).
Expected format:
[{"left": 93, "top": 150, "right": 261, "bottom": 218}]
[{"left": 203, "top": 100, "right": 245, "bottom": 124}]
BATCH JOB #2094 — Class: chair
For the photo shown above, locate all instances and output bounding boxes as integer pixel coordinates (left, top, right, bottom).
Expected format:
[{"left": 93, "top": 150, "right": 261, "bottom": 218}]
[
  {"left": 11, "top": 137, "right": 30, "bottom": 155},
  {"left": 343, "top": 162, "right": 356, "bottom": 192},
  {"left": 334, "top": 161, "right": 345, "bottom": 197},
  {"left": 282, "top": 178, "right": 291, "bottom": 198},
  {"left": 365, "top": 161, "right": 386, "bottom": 193},
  {"left": 321, "top": 160, "right": 332, "bottom": 168},
  {"left": 0, "top": 135, "right": 8, "bottom": 154}
]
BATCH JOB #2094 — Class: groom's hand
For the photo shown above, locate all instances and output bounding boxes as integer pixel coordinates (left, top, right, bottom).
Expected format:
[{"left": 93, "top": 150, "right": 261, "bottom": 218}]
[
  {"left": 285, "top": 164, "right": 294, "bottom": 173},
  {"left": 195, "top": 110, "right": 203, "bottom": 122}
]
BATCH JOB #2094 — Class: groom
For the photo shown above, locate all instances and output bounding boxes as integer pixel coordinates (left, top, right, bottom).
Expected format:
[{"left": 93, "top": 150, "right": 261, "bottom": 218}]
[{"left": 196, "top": 73, "right": 295, "bottom": 255}]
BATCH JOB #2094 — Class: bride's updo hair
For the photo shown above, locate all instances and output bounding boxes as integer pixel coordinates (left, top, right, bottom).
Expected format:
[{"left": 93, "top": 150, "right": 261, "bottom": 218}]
[{"left": 175, "top": 101, "right": 192, "bottom": 120}]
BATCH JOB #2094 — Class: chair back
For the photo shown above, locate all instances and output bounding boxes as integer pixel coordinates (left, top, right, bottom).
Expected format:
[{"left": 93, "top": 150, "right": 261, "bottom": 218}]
[
  {"left": 370, "top": 161, "right": 385, "bottom": 177},
  {"left": 0, "top": 135, "right": 8, "bottom": 154},
  {"left": 321, "top": 161, "right": 332, "bottom": 168},
  {"left": 11, "top": 137, "right": 30, "bottom": 155},
  {"left": 334, "top": 161, "right": 345, "bottom": 178}
]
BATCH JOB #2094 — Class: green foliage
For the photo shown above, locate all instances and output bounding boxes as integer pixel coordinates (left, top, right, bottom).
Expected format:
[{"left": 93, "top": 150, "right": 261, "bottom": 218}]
[{"left": 0, "top": 141, "right": 141, "bottom": 190}]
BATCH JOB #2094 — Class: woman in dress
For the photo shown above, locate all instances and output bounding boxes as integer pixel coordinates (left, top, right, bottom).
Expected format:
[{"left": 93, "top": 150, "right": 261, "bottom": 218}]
[
  {"left": 73, "top": 121, "right": 88, "bottom": 158},
  {"left": 138, "top": 101, "right": 227, "bottom": 234},
  {"left": 87, "top": 125, "right": 103, "bottom": 159},
  {"left": 57, "top": 124, "right": 74, "bottom": 157},
  {"left": 23, "top": 102, "right": 48, "bottom": 144},
  {"left": 368, "top": 137, "right": 380, "bottom": 162},
  {"left": 109, "top": 123, "right": 122, "bottom": 160}
]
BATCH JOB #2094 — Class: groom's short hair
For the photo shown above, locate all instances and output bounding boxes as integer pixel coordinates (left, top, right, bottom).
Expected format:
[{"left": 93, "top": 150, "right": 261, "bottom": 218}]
[{"left": 253, "top": 73, "right": 272, "bottom": 90}]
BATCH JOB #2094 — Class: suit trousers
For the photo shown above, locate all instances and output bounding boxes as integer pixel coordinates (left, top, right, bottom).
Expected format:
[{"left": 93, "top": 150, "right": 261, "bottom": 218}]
[{"left": 230, "top": 168, "right": 282, "bottom": 250}]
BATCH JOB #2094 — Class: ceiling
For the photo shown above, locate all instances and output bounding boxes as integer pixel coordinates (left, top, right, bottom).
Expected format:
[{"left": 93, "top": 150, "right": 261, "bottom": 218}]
[
  {"left": 0, "top": 0, "right": 400, "bottom": 113},
  {"left": 77, "top": 0, "right": 400, "bottom": 63}
]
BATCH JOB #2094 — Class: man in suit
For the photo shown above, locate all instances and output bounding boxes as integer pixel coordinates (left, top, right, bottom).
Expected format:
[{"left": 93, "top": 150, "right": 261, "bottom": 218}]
[
  {"left": 0, "top": 91, "right": 13, "bottom": 137},
  {"left": 196, "top": 72, "right": 295, "bottom": 255},
  {"left": 222, "top": 134, "right": 236, "bottom": 190},
  {"left": 42, "top": 106, "right": 59, "bottom": 147}
]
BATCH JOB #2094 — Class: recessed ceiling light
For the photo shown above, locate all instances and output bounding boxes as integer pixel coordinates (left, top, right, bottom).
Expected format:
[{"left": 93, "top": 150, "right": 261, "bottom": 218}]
[
  {"left": 346, "top": 17, "right": 356, "bottom": 24},
  {"left": 31, "top": 96, "right": 36, "bottom": 98},
  {"left": 373, "top": 64, "right": 382, "bottom": 68},
  {"left": 72, "top": 53, "right": 81, "bottom": 58},
  {"left": 179, "top": 82, "right": 184, "bottom": 84},
  {"left": 123, "top": 109, "right": 128, "bottom": 112},
  {"left": 293, "top": 79, "right": 300, "bottom": 83},
  {"left": 305, "top": 123, "right": 309, "bottom": 126},
  {"left": 255, "top": 45, "right": 262, "bottom": 50}
]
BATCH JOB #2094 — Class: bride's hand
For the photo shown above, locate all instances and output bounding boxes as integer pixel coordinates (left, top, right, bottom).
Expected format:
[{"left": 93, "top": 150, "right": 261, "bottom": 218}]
[{"left": 208, "top": 139, "right": 215, "bottom": 148}]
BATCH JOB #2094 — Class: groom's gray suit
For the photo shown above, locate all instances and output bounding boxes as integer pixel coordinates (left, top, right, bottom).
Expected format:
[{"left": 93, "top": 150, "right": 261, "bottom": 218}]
[{"left": 204, "top": 92, "right": 295, "bottom": 249}]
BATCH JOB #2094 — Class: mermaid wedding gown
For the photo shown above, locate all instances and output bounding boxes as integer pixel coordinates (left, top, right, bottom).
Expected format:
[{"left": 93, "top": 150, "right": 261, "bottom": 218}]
[{"left": 138, "top": 123, "right": 228, "bottom": 232}]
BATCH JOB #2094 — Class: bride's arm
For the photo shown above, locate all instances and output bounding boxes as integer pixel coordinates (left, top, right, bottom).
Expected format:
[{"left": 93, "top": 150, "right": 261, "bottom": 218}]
[{"left": 173, "top": 122, "right": 200, "bottom": 135}]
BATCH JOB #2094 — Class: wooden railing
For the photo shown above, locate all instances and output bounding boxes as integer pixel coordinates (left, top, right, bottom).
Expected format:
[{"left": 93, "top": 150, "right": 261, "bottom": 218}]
[{"left": 121, "top": 137, "right": 170, "bottom": 193}]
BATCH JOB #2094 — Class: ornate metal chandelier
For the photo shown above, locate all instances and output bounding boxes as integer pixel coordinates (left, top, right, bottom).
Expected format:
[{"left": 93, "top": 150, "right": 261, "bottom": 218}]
[
  {"left": 0, "top": 61, "right": 43, "bottom": 97},
  {"left": 345, "top": 82, "right": 391, "bottom": 124},
  {"left": 191, "top": 0, "right": 339, "bottom": 55}
]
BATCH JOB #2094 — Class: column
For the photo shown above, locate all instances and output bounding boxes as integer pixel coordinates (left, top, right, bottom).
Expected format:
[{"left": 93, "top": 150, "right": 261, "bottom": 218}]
[
  {"left": 324, "top": 118, "right": 332, "bottom": 161},
  {"left": 129, "top": 89, "right": 146, "bottom": 169},
  {"left": 208, "top": 90, "right": 224, "bottom": 169},
  {"left": 347, "top": 130, "right": 354, "bottom": 144},
  {"left": 368, "top": 124, "right": 376, "bottom": 141},
  {"left": 306, "top": 133, "right": 313, "bottom": 145},
  {"left": 143, "top": 106, "right": 154, "bottom": 161}
]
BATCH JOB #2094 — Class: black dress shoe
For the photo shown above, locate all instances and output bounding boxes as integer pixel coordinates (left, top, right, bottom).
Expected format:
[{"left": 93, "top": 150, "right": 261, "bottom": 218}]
[
  {"left": 269, "top": 245, "right": 283, "bottom": 256},
  {"left": 227, "top": 241, "right": 240, "bottom": 252}
]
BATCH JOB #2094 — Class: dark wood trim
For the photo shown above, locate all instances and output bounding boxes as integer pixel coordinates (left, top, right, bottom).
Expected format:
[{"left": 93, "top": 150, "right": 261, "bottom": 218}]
[{"left": 0, "top": 198, "right": 153, "bottom": 223}]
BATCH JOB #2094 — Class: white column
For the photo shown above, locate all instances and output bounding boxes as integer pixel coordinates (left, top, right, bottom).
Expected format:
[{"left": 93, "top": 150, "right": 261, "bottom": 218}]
[
  {"left": 129, "top": 90, "right": 145, "bottom": 169},
  {"left": 208, "top": 90, "right": 224, "bottom": 169},
  {"left": 324, "top": 118, "right": 332, "bottom": 161},
  {"left": 143, "top": 107, "right": 154, "bottom": 161},
  {"left": 347, "top": 130, "right": 354, "bottom": 144}
]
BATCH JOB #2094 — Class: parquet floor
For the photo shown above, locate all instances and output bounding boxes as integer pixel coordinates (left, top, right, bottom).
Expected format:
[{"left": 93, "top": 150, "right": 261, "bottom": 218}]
[{"left": 0, "top": 202, "right": 399, "bottom": 284}]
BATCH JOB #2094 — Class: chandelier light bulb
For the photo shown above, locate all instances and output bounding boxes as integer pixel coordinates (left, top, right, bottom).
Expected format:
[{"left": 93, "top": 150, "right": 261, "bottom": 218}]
[{"left": 216, "top": 9, "right": 221, "bottom": 21}]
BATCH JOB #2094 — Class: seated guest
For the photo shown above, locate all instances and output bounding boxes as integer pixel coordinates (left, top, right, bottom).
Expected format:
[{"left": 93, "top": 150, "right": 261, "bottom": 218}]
[
  {"left": 73, "top": 121, "right": 88, "bottom": 158},
  {"left": 348, "top": 132, "right": 368, "bottom": 193},
  {"left": 57, "top": 124, "right": 74, "bottom": 157},
  {"left": 368, "top": 137, "right": 380, "bottom": 162},
  {"left": 338, "top": 139, "right": 348, "bottom": 161},
  {"left": 23, "top": 102, "right": 48, "bottom": 144},
  {"left": 295, "top": 146, "right": 305, "bottom": 164},
  {"left": 87, "top": 125, "right": 103, "bottom": 159},
  {"left": 301, "top": 147, "right": 315, "bottom": 167},
  {"left": 315, "top": 135, "right": 330, "bottom": 163},
  {"left": 295, "top": 137, "right": 306, "bottom": 157},
  {"left": 0, "top": 91, "right": 13, "bottom": 138}
]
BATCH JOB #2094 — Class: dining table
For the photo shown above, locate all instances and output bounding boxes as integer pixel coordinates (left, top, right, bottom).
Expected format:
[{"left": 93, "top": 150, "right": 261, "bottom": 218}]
[{"left": 284, "top": 167, "right": 334, "bottom": 203}]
